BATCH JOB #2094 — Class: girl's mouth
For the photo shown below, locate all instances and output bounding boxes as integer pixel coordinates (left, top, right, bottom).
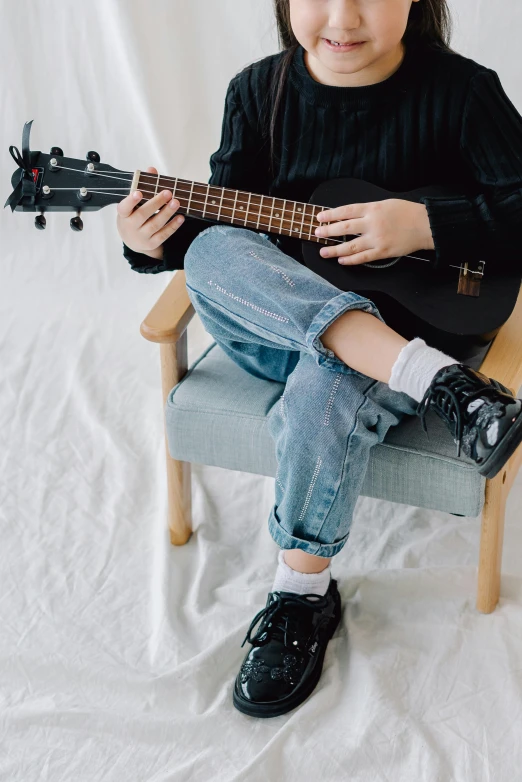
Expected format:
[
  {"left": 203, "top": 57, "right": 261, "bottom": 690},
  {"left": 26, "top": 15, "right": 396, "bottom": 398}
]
[{"left": 322, "top": 38, "right": 365, "bottom": 52}]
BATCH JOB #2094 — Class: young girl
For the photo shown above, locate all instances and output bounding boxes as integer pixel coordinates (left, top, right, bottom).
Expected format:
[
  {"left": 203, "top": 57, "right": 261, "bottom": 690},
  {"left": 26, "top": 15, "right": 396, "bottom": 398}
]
[{"left": 118, "top": 0, "right": 522, "bottom": 718}]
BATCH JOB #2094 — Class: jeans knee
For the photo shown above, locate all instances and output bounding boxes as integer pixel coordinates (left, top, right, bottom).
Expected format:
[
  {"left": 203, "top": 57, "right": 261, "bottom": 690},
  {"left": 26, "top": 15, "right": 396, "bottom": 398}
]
[
  {"left": 185, "top": 224, "right": 274, "bottom": 290},
  {"left": 184, "top": 224, "right": 241, "bottom": 289},
  {"left": 184, "top": 226, "right": 214, "bottom": 288}
]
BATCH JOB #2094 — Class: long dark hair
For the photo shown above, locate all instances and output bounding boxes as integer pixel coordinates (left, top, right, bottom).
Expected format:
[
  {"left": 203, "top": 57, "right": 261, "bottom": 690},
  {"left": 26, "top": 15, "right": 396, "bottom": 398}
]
[{"left": 262, "top": 0, "right": 455, "bottom": 178}]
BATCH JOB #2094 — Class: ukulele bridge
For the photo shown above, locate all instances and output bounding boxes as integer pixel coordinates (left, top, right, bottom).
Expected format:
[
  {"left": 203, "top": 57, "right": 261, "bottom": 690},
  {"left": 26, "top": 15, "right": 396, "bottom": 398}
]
[{"left": 457, "top": 261, "right": 485, "bottom": 297}]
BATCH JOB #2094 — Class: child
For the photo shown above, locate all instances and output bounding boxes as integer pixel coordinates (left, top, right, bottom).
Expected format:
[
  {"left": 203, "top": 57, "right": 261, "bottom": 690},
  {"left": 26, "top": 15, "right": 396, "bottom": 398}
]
[{"left": 118, "top": 0, "right": 522, "bottom": 718}]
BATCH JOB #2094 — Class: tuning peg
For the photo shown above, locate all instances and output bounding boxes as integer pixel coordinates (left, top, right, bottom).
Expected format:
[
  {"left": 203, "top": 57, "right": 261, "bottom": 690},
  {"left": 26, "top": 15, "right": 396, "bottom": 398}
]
[
  {"left": 86, "top": 151, "right": 100, "bottom": 163},
  {"left": 50, "top": 147, "right": 63, "bottom": 156},
  {"left": 35, "top": 212, "right": 46, "bottom": 230},
  {"left": 70, "top": 210, "right": 83, "bottom": 232}
]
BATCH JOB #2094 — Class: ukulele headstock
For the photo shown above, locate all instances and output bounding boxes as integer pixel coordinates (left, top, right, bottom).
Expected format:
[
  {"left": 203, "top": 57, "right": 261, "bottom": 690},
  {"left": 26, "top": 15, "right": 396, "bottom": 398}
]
[{"left": 5, "top": 120, "right": 132, "bottom": 232}]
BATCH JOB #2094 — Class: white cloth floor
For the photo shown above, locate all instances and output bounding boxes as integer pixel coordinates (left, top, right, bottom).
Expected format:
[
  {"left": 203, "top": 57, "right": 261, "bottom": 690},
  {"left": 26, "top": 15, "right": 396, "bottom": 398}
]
[{"left": 2, "top": 1, "right": 522, "bottom": 780}]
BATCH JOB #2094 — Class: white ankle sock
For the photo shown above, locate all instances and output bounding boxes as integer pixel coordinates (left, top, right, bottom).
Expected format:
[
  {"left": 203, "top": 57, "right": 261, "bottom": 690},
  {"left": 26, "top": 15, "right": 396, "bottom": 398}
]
[
  {"left": 271, "top": 549, "right": 332, "bottom": 598},
  {"left": 388, "top": 337, "right": 457, "bottom": 402}
]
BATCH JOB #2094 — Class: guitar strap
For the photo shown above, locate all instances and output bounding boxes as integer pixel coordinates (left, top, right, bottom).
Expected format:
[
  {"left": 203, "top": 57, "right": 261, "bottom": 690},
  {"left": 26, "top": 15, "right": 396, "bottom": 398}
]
[{"left": 4, "top": 120, "right": 37, "bottom": 212}]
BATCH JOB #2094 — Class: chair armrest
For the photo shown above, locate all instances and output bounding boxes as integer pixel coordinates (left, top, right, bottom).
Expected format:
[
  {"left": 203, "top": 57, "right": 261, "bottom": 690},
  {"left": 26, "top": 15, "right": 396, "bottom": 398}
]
[
  {"left": 480, "top": 286, "right": 522, "bottom": 395},
  {"left": 140, "top": 270, "right": 195, "bottom": 344}
]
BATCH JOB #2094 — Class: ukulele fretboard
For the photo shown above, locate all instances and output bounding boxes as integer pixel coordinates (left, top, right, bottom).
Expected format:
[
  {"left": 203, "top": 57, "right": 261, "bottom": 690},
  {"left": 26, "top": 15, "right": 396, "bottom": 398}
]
[{"left": 134, "top": 171, "right": 331, "bottom": 244}]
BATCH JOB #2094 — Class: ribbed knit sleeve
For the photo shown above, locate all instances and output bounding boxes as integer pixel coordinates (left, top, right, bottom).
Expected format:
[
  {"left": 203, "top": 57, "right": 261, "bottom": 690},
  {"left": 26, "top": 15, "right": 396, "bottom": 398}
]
[
  {"left": 420, "top": 69, "right": 522, "bottom": 272},
  {"left": 123, "top": 75, "right": 270, "bottom": 274}
]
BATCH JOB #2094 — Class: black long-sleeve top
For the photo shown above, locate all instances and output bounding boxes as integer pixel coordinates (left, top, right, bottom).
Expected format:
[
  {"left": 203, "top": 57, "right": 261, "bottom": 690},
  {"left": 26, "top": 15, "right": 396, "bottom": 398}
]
[{"left": 122, "top": 41, "right": 522, "bottom": 275}]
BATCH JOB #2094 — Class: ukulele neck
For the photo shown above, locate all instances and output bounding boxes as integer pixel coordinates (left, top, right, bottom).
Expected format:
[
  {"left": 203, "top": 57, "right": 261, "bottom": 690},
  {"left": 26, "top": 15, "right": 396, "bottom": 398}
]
[{"left": 134, "top": 171, "right": 323, "bottom": 241}]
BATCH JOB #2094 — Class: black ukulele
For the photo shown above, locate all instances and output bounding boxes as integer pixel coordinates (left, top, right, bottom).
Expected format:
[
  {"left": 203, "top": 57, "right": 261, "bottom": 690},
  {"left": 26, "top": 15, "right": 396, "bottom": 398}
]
[{"left": 6, "top": 121, "right": 521, "bottom": 360}]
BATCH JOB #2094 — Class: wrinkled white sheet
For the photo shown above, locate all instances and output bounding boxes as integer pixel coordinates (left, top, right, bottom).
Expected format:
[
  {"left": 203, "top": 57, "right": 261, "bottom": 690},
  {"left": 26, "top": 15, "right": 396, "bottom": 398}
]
[{"left": 2, "top": 1, "right": 522, "bottom": 780}]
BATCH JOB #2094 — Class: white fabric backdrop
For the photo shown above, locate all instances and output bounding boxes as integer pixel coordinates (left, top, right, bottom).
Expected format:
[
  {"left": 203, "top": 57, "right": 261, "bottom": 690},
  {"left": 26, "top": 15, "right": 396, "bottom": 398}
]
[{"left": 1, "top": 1, "right": 522, "bottom": 779}]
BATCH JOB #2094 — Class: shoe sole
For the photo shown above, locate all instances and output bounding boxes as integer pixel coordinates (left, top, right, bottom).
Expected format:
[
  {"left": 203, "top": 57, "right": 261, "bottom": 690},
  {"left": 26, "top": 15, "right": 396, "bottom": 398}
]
[
  {"left": 232, "top": 608, "right": 341, "bottom": 718},
  {"left": 477, "top": 409, "right": 522, "bottom": 479}
]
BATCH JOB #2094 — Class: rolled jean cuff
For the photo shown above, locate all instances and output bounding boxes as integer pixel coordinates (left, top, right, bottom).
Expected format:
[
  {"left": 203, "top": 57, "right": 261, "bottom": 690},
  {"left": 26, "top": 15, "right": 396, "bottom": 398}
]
[
  {"left": 305, "top": 290, "right": 385, "bottom": 377},
  {"left": 268, "top": 510, "right": 349, "bottom": 558}
]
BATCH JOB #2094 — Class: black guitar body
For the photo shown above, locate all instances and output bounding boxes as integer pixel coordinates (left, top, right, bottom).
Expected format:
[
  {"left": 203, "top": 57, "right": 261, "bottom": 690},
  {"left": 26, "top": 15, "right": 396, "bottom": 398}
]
[{"left": 302, "top": 178, "right": 521, "bottom": 362}]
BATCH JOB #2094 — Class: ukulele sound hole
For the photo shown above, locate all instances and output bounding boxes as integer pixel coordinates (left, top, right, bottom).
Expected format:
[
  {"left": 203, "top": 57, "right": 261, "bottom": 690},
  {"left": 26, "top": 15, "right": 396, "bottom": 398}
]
[
  {"left": 339, "top": 235, "right": 402, "bottom": 269},
  {"left": 362, "top": 256, "right": 403, "bottom": 269}
]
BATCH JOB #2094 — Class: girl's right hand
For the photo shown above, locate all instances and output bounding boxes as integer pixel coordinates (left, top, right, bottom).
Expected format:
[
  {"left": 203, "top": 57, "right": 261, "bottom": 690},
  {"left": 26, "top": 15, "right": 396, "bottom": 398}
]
[{"left": 116, "top": 166, "right": 185, "bottom": 259}]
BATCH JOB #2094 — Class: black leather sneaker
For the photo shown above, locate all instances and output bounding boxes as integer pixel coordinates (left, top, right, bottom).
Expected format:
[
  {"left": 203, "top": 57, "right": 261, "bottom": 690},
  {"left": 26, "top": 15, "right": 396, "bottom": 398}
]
[
  {"left": 232, "top": 579, "right": 342, "bottom": 718},
  {"left": 417, "top": 363, "right": 522, "bottom": 479}
]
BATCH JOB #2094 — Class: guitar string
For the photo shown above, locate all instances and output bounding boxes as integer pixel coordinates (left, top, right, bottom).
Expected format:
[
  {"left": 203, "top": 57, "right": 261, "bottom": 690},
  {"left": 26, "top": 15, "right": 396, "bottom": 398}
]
[
  {"left": 48, "top": 173, "right": 367, "bottom": 248},
  {"left": 51, "top": 182, "right": 466, "bottom": 270},
  {"left": 45, "top": 164, "right": 477, "bottom": 272},
  {"left": 50, "top": 165, "right": 327, "bottom": 223},
  {"left": 56, "top": 180, "right": 436, "bottom": 265}
]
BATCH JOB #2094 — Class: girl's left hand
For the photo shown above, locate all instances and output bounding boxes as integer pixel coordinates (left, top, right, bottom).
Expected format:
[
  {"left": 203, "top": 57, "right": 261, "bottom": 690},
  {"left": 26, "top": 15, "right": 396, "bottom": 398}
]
[{"left": 314, "top": 198, "right": 435, "bottom": 265}]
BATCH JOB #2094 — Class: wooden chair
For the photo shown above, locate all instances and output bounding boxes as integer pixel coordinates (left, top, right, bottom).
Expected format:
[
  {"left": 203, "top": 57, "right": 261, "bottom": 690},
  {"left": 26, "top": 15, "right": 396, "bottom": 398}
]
[{"left": 140, "top": 271, "right": 522, "bottom": 614}]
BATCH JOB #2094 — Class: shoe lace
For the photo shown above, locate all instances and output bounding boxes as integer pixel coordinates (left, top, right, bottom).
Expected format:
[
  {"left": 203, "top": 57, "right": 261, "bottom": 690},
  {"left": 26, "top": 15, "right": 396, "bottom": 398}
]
[
  {"left": 418, "top": 371, "right": 507, "bottom": 458},
  {"left": 241, "top": 591, "right": 328, "bottom": 650}
]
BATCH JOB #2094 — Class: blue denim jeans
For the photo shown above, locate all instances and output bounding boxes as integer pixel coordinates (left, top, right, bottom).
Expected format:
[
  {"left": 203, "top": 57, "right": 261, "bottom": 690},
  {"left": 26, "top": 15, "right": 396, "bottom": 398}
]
[{"left": 183, "top": 225, "right": 419, "bottom": 559}]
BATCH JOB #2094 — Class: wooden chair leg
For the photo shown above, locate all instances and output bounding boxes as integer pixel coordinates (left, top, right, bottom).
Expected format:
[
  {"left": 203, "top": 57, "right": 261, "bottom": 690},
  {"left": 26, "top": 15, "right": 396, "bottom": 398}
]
[
  {"left": 476, "top": 471, "right": 507, "bottom": 613},
  {"left": 476, "top": 439, "right": 522, "bottom": 613},
  {"left": 160, "top": 334, "right": 192, "bottom": 546}
]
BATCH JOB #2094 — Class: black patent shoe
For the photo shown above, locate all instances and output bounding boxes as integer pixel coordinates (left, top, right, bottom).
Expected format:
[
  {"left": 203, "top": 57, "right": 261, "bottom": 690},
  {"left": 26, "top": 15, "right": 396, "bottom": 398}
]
[
  {"left": 233, "top": 578, "right": 342, "bottom": 718},
  {"left": 417, "top": 363, "right": 522, "bottom": 479}
]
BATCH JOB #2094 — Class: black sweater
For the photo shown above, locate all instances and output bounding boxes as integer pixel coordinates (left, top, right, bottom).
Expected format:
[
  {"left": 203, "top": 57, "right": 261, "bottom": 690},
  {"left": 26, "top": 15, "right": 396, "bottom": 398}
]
[{"left": 122, "top": 41, "right": 522, "bottom": 275}]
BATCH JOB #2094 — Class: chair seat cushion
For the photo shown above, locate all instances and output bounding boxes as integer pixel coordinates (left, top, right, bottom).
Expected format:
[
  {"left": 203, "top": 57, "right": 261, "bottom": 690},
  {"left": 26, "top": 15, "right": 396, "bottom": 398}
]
[{"left": 165, "top": 342, "right": 485, "bottom": 517}]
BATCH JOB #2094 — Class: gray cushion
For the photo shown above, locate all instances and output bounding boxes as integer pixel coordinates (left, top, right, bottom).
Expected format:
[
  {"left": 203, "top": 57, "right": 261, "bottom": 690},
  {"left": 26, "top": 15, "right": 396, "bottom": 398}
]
[{"left": 165, "top": 342, "right": 486, "bottom": 517}]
